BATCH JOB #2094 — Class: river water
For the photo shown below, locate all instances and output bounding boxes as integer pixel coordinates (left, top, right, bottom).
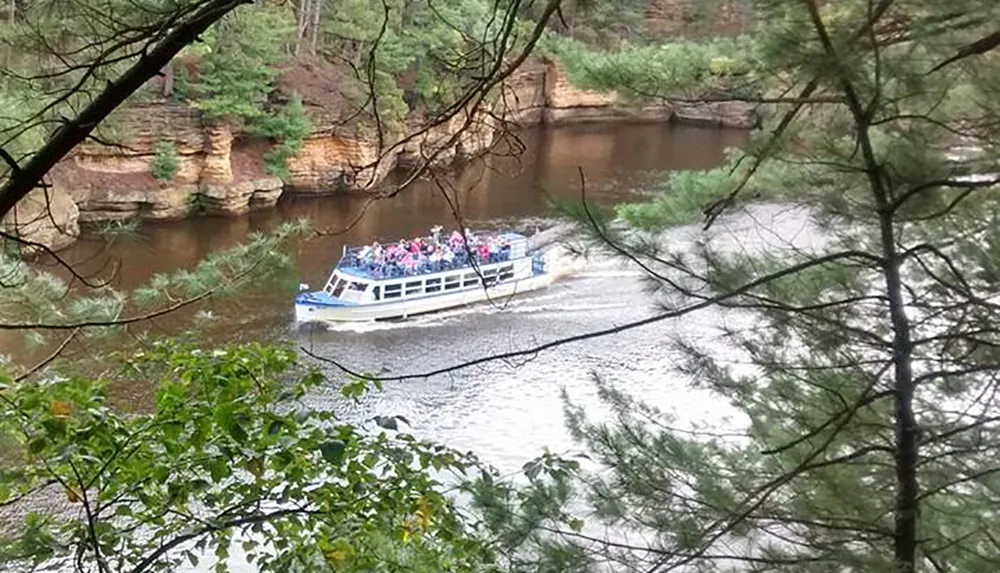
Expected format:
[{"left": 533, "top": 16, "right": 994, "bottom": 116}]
[
  {"left": 5, "top": 122, "right": 776, "bottom": 572},
  {"left": 5, "top": 122, "right": 824, "bottom": 571},
  {"left": 24, "top": 122, "right": 754, "bottom": 473}
]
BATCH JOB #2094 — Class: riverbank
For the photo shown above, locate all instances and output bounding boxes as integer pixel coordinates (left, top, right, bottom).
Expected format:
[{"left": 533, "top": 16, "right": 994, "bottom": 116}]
[{"left": 2, "top": 60, "right": 756, "bottom": 252}]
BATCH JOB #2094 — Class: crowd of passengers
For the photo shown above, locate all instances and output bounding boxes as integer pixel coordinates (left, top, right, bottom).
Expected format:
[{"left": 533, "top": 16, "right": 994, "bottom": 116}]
[{"left": 344, "top": 226, "right": 512, "bottom": 279}]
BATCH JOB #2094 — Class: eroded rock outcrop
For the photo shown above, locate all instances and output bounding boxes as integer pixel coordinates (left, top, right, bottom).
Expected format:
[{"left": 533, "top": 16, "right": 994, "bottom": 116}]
[
  {"left": 2, "top": 186, "right": 80, "bottom": 252},
  {"left": 541, "top": 60, "right": 675, "bottom": 125},
  {"left": 673, "top": 101, "right": 758, "bottom": 129},
  {"left": 61, "top": 102, "right": 284, "bottom": 224},
  {"left": 286, "top": 134, "right": 391, "bottom": 193},
  {"left": 16, "top": 56, "right": 755, "bottom": 251},
  {"left": 540, "top": 61, "right": 756, "bottom": 128},
  {"left": 200, "top": 176, "right": 284, "bottom": 214}
]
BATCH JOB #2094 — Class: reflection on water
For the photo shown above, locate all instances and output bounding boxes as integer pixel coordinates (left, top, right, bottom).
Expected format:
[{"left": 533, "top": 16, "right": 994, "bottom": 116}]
[
  {"left": 3, "top": 121, "right": 769, "bottom": 572},
  {"left": 20, "top": 123, "right": 744, "bottom": 341},
  {"left": 10, "top": 122, "right": 749, "bottom": 471}
]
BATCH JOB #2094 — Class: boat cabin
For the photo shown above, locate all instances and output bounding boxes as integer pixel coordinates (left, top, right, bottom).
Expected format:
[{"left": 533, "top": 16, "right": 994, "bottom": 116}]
[{"left": 318, "top": 231, "right": 529, "bottom": 305}]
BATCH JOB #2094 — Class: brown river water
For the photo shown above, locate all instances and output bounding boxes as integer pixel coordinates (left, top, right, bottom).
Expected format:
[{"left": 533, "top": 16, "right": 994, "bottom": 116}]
[
  {"left": 10, "top": 122, "right": 751, "bottom": 472},
  {"left": 3, "top": 122, "right": 837, "bottom": 571}
]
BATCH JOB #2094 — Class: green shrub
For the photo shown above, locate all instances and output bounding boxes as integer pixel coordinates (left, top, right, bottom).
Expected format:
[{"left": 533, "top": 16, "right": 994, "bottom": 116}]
[
  {"left": 172, "top": 64, "right": 190, "bottom": 102},
  {"left": 548, "top": 35, "right": 755, "bottom": 100},
  {"left": 151, "top": 140, "right": 179, "bottom": 181},
  {"left": 253, "top": 94, "right": 311, "bottom": 181}
]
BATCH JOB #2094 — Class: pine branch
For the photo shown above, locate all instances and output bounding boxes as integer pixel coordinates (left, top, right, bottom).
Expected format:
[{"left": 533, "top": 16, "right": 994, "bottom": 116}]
[{"left": 928, "top": 30, "right": 1000, "bottom": 74}]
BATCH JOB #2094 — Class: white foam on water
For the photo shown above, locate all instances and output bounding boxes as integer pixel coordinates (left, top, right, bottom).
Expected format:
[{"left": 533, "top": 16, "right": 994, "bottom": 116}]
[
  {"left": 308, "top": 310, "right": 467, "bottom": 333},
  {"left": 481, "top": 301, "right": 632, "bottom": 315},
  {"left": 571, "top": 270, "right": 646, "bottom": 279}
]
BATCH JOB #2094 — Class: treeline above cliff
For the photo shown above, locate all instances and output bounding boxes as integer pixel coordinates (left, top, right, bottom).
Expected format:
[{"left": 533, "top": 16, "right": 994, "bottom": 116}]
[
  {"left": 0, "top": 0, "right": 754, "bottom": 172},
  {"left": 0, "top": 0, "right": 760, "bottom": 250}
]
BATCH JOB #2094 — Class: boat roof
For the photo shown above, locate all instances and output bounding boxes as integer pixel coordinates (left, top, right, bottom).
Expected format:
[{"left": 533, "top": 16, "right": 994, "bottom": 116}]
[
  {"left": 342, "top": 229, "right": 526, "bottom": 251},
  {"left": 334, "top": 229, "right": 527, "bottom": 281}
]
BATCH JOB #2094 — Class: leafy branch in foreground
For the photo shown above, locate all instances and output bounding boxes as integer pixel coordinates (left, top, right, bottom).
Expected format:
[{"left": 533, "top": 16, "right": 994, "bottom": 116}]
[{"left": 0, "top": 341, "right": 495, "bottom": 573}]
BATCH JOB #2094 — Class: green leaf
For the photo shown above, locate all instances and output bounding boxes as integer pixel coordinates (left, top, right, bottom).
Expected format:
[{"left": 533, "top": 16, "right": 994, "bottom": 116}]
[
  {"left": 27, "top": 437, "right": 47, "bottom": 455},
  {"left": 209, "top": 459, "right": 231, "bottom": 483},
  {"left": 229, "top": 421, "right": 248, "bottom": 445},
  {"left": 267, "top": 420, "right": 282, "bottom": 436},
  {"left": 319, "top": 440, "right": 346, "bottom": 465}
]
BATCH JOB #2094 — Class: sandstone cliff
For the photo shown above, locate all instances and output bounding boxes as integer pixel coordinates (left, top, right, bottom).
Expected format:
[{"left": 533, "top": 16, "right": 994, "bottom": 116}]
[
  {"left": 13, "top": 58, "right": 756, "bottom": 251},
  {"left": 57, "top": 105, "right": 284, "bottom": 223}
]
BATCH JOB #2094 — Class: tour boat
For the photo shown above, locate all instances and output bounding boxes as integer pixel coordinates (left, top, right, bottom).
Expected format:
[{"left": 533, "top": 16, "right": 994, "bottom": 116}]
[{"left": 294, "top": 229, "right": 553, "bottom": 324}]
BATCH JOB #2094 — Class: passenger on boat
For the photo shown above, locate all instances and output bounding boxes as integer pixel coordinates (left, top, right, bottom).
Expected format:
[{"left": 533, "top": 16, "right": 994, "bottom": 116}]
[{"left": 344, "top": 226, "right": 512, "bottom": 279}]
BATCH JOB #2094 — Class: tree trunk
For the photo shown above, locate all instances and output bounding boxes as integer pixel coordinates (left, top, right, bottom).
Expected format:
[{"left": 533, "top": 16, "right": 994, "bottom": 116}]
[
  {"left": 162, "top": 60, "right": 174, "bottom": 97},
  {"left": 800, "top": 2, "right": 919, "bottom": 571},
  {"left": 295, "top": 0, "right": 311, "bottom": 56},
  {"left": 309, "top": 0, "right": 322, "bottom": 56}
]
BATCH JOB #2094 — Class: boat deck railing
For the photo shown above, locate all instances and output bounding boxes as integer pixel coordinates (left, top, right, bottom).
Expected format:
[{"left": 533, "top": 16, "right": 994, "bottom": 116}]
[{"left": 338, "top": 248, "right": 513, "bottom": 280}]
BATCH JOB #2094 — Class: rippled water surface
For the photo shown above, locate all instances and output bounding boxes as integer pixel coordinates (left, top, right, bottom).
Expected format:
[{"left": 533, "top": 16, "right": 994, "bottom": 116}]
[
  {"left": 6, "top": 122, "right": 841, "bottom": 571},
  {"left": 21, "top": 123, "right": 760, "bottom": 470}
]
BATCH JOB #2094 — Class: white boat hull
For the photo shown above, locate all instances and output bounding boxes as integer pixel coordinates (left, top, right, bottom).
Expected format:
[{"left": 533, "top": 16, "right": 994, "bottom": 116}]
[{"left": 295, "top": 272, "right": 555, "bottom": 324}]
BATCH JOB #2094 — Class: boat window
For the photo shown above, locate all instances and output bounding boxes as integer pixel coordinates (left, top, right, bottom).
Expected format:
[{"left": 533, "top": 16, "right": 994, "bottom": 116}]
[
  {"left": 463, "top": 276, "right": 480, "bottom": 287},
  {"left": 482, "top": 268, "right": 498, "bottom": 277},
  {"left": 331, "top": 279, "right": 347, "bottom": 297},
  {"left": 372, "top": 286, "right": 381, "bottom": 300},
  {"left": 499, "top": 265, "right": 514, "bottom": 281},
  {"left": 384, "top": 283, "right": 402, "bottom": 298},
  {"left": 404, "top": 280, "right": 423, "bottom": 296},
  {"left": 348, "top": 282, "right": 367, "bottom": 291},
  {"left": 445, "top": 280, "right": 460, "bottom": 290},
  {"left": 463, "top": 272, "right": 478, "bottom": 281},
  {"left": 426, "top": 277, "right": 441, "bottom": 286},
  {"left": 426, "top": 283, "right": 441, "bottom": 293}
]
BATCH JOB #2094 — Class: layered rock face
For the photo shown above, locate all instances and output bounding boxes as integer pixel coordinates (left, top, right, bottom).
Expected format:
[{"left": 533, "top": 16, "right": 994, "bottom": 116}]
[
  {"left": 281, "top": 60, "right": 754, "bottom": 196},
  {"left": 13, "top": 57, "right": 755, "bottom": 251},
  {"left": 2, "top": 186, "right": 80, "bottom": 253},
  {"left": 286, "top": 134, "right": 390, "bottom": 193},
  {"left": 61, "top": 103, "right": 284, "bottom": 223},
  {"left": 540, "top": 61, "right": 756, "bottom": 128}
]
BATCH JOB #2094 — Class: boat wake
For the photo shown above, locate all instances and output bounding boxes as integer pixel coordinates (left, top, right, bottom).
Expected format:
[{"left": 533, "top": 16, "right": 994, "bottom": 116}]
[
  {"left": 310, "top": 311, "right": 468, "bottom": 333},
  {"left": 476, "top": 301, "right": 632, "bottom": 315}
]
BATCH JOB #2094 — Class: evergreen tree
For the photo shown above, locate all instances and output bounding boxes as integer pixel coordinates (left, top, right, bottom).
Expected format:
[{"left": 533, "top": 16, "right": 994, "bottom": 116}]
[
  {"left": 473, "top": 2, "right": 1000, "bottom": 572},
  {"left": 151, "top": 140, "right": 179, "bottom": 180},
  {"left": 193, "top": 4, "right": 296, "bottom": 123}
]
